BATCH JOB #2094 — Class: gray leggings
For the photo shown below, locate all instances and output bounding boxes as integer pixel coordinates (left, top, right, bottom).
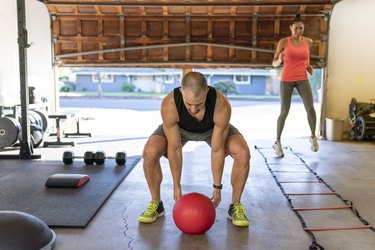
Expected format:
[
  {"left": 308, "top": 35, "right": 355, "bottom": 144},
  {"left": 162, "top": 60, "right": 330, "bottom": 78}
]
[{"left": 277, "top": 80, "right": 316, "bottom": 139}]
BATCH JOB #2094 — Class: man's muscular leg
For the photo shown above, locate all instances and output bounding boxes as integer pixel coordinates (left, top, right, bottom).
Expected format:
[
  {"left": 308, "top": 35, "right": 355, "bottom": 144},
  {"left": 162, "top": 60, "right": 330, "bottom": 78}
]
[
  {"left": 225, "top": 134, "right": 250, "bottom": 227},
  {"left": 142, "top": 135, "right": 167, "bottom": 201},
  {"left": 139, "top": 135, "right": 168, "bottom": 223},
  {"left": 226, "top": 134, "right": 250, "bottom": 203}
]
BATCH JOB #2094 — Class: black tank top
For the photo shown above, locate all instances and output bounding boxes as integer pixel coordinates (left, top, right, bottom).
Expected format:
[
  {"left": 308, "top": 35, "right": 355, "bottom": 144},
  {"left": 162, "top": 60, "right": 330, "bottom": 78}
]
[{"left": 173, "top": 86, "right": 216, "bottom": 133}]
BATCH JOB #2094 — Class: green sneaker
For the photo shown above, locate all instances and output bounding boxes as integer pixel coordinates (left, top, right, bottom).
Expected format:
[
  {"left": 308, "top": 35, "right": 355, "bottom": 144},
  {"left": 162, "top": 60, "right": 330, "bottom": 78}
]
[
  {"left": 227, "top": 203, "right": 249, "bottom": 227},
  {"left": 138, "top": 200, "right": 165, "bottom": 223}
]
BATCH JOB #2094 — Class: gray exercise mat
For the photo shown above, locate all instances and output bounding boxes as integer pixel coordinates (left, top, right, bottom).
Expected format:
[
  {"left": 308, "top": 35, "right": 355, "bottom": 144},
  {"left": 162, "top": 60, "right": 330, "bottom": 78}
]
[{"left": 0, "top": 156, "right": 141, "bottom": 227}]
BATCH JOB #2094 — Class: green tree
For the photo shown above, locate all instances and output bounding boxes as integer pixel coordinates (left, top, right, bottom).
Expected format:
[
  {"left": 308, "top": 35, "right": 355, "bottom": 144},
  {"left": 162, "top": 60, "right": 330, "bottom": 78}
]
[
  {"left": 213, "top": 80, "right": 237, "bottom": 96},
  {"left": 308, "top": 68, "right": 322, "bottom": 97},
  {"left": 122, "top": 82, "right": 136, "bottom": 92}
]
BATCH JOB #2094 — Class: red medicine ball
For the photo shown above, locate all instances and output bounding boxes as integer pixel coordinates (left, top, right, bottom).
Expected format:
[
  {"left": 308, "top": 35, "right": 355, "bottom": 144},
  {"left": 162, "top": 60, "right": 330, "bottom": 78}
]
[{"left": 172, "top": 192, "right": 216, "bottom": 234}]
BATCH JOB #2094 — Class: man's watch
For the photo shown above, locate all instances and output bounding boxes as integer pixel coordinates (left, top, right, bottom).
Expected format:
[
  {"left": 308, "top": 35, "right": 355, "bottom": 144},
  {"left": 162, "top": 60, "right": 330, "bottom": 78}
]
[{"left": 213, "top": 183, "right": 223, "bottom": 190}]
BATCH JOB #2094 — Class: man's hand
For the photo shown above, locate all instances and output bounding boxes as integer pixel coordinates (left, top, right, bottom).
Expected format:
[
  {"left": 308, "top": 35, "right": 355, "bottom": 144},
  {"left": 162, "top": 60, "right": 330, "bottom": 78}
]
[
  {"left": 174, "top": 186, "right": 182, "bottom": 201},
  {"left": 211, "top": 189, "right": 221, "bottom": 208}
]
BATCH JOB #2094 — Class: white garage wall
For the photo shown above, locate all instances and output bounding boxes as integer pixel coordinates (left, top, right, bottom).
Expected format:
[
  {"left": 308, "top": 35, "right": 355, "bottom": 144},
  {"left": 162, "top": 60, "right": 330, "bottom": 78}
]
[
  {"left": 26, "top": 0, "right": 54, "bottom": 110},
  {"left": 0, "top": 0, "right": 54, "bottom": 109},
  {"left": 327, "top": 0, "right": 375, "bottom": 128},
  {"left": 0, "top": 0, "right": 19, "bottom": 106}
]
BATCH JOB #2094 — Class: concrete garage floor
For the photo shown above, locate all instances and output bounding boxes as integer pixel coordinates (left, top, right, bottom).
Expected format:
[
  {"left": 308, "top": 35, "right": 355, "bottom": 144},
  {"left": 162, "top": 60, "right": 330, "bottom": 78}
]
[{"left": 3, "top": 102, "right": 375, "bottom": 250}]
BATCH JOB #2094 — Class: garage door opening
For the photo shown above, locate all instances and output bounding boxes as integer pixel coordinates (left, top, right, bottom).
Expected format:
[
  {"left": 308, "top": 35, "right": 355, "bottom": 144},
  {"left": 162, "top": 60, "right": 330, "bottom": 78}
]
[{"left": 57, "top": 67, "right": 323, "bottom": 141}]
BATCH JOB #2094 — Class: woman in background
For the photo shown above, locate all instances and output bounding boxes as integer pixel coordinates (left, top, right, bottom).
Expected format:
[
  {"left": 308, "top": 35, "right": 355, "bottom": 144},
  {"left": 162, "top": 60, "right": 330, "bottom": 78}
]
[{"left": 272, "top": 14, "right": 319, "bottom": 157}]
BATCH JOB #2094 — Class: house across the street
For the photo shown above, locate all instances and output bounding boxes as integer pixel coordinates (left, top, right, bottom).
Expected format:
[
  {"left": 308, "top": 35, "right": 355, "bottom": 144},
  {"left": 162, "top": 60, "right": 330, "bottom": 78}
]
[{"left": 65, "top": 68, "right": 279, "bottom": 95}]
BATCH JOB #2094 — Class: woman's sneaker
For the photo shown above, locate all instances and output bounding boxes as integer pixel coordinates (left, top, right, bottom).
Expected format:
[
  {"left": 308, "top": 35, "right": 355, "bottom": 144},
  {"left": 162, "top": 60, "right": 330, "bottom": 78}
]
[
  {"left": 138, "top": 200, "right": 165, "bottom": 223},
  {"left": 227, "top": 203, "right": 249, "bottom": 227},
  {"left": 309, "top": 136, "right": 319, "bottom": 152},
  {"left": 273, "top": 141, "right": 284, "bottom": 157}
]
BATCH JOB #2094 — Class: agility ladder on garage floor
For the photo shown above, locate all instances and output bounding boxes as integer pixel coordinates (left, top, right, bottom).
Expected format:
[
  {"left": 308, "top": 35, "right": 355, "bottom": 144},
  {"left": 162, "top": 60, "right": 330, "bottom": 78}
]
[{"left": 255, "top": 146, "right": 375, "bottom": 250}]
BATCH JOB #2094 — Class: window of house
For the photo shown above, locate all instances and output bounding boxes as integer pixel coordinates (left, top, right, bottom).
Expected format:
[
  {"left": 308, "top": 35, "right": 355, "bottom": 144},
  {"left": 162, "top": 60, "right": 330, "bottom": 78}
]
[
  {"left": 233, "top": 75, "right": 251, "bottom": 85},
  {"left": 92, "top": 73, "right": 114, "bottom": 83},
  {"left": 165, "top": 75, "right": 174, "bottom": 84}
]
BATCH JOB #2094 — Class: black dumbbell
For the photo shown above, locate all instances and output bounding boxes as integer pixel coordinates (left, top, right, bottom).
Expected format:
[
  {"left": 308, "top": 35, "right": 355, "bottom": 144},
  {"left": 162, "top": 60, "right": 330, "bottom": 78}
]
[
  {"left": 115, "top": 151, "right": 127, "bottom": 165},
  {"left": 93, "top": 151, "right": 127, "bottom": 165},
  {"left": 62, "top": 151, "right": 95, "bottom": 165},
  {"left": 94, "top": 151, "right": 106, "bottom": 165}
]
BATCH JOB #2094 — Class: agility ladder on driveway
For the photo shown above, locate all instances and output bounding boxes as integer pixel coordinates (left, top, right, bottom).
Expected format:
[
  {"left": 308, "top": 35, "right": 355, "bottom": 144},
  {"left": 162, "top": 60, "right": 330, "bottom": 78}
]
[{"left": 255, "top": 145, "right": 374, "bottom": 250}]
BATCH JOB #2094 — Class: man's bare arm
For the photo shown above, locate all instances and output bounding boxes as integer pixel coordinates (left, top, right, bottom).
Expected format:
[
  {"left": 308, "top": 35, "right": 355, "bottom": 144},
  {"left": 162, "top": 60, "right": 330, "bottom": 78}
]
[
  {"left": 161, "top": 94, "right": 183, "bottom": 200},
  {"left": 210, "top": 93, "right": 231, "bottom": 207}
]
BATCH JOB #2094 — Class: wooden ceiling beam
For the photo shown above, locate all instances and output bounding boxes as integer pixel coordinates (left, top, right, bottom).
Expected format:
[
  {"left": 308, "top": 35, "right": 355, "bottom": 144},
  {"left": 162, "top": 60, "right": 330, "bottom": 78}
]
[
  {"left": 76, "top": 17, "right": 82, "bottom": 60},
  {"left": 163, "top": 14, "right": 169, "bottom": 62},
  {"left": 94, "top": 5, "right": 102, "bottom": 14},
  {"left": 47, "top": 5, "right": 58, "bottom": 13},
  {"left": 274, "top": 6, "right": 283, "bottom": 37},
  {"left": 60, "top": 61, "right": 273, "bottom": 68},
  {"left": 116, "top": 6, "right": 123, "bottom": 15},
  {"left": 139, "top": 6, "right": 146, "bottom": 16},
  {"left": 185, "top": 7, "right": 191, "bottom": 62},
  {"left": 119, "top": 15, "right": 125, "bottom": 61},
  {"left": 51, "top": 15, "right": 61, "bottom": 56},
  {"left": 251, "top": 7, "right": 259, "bottom": 62},
  {"left": 44, "top": 0, "right": 335, "bottom": 68},
  {"left": 229, "top": 6, "right": 236, "bottom": 62},
  {"left": 141, "top": 16, "right": 147, "bottom": 62},
  {"left": 98, "top": 17, "right": 104, "bottom": 61},
  {"left": 41, "top": 1, "right": 338, "bottom": 7},
  {"left": 162, "top": 6, "right": 168, "bottom": 16},
  {"left": 56, "top": 36, "right": 315, "bottom": 44}
]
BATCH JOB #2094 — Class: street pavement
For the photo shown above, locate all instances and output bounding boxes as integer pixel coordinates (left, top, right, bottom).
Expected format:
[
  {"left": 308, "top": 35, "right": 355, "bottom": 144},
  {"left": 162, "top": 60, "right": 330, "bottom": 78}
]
[{"left": 59, "top": 96, "right": 321, "bottom": 142}]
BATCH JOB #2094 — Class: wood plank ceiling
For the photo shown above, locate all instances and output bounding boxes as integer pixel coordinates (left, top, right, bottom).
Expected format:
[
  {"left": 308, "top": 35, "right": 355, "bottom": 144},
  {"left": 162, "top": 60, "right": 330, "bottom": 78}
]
[{"left": 40, "top": 0, "right": 341, "bottom": 68}]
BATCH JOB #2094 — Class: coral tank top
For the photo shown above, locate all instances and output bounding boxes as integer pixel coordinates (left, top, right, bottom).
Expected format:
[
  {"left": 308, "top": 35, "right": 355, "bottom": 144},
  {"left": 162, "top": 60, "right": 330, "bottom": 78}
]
[{"left": 281, "top": 36, "right": 309, "bottom": 82}]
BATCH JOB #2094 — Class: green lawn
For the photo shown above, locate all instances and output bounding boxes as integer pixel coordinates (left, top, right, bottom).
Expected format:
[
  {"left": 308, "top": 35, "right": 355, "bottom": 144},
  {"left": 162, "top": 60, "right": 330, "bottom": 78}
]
[
  {"left": 60, "top": 91, "right": 285, "bottom": 100},
  {"left": 60, "top": 91, "right": 166, "bottom": 98}
]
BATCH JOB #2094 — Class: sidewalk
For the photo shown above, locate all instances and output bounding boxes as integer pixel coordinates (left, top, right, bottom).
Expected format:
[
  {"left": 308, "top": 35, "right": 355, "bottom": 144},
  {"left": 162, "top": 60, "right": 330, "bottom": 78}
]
[
  {"left": 59, "top": 101, "right": 321, "bottom": 142},
  {"left": 60, "top": 92, "right": 318, "bottom": 103}
]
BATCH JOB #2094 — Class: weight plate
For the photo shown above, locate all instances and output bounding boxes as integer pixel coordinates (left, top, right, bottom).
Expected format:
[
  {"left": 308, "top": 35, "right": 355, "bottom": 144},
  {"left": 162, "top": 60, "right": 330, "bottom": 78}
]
[
  {"left": 0, "top": 117, "right": 21, "bottom": 148},
  {"left": 355, "top": 116, "right": 366, "bottom": 140},
  {"left": 33, "top": 110, "right": 49, "bottom": 133},
  {"left": 29, "top": 111, "right": 42, "bottom": 128},
  {"left": 31, "top": 130, "right": 43, "bottom": 148},
  {"left": 28, "top": 111, "right": 38, "bottom": 126}
]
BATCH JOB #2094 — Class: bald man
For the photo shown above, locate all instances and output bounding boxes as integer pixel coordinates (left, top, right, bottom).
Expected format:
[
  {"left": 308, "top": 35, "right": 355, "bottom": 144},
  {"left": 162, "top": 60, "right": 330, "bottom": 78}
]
[{"left": 138, "top": 72, "right": 250, "bottom": 227}]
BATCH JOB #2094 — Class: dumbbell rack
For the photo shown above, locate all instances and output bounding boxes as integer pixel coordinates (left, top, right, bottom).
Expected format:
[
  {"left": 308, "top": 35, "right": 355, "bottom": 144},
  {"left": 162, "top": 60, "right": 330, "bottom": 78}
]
[{"left": 255, "top": 146, "right": 374, "bottom": 249}]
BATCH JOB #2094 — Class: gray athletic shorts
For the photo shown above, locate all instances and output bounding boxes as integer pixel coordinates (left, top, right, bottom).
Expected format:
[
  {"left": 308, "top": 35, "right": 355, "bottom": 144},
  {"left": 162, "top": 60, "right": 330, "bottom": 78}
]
[{"left": 151, "top": 124, "right": 241, "bottom": 147}]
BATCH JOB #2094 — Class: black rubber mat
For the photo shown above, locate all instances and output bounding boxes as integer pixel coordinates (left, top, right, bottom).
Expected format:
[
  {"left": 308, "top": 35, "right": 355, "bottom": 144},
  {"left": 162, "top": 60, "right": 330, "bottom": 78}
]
[{"left": 0, "top": 156, "right": 141, "bottom": 227}]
